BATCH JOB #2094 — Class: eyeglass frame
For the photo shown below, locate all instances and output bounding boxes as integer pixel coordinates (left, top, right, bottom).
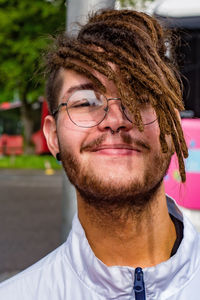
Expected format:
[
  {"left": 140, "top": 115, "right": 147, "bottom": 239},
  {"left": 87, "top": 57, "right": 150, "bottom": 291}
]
[{"left": 52, "top": 93, "right": 157, "bottom": 128}]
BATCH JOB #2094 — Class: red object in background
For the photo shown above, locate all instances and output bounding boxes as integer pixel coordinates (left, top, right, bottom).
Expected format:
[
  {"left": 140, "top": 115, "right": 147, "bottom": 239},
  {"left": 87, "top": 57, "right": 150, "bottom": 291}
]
[
  {"left": 0, "top": 101, "right": 21, "bottom": 110},
  {"left": 31, "top": 130, "right": 49, "bottom": 154},
  {"left": 31, "top": 100, "right": 49, "bottom": 154},
  {"left": 0, "top": 101, "right": 24, "bottom": 155},
  {"left": 0, "top": 99, "right": 50, "bottom": 155},
  {"left": 0, "top": 134, "right": 23, "bottom": 155}
]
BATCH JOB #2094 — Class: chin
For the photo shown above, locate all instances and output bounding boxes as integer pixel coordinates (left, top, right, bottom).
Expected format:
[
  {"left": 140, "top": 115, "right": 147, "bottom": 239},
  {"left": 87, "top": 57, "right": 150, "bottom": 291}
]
[
  {"left": 88, "top": 159, "right": 144, "bottom": 178},
  {"left": 60, "top": 144, "right": 172, "bottom": 214}
]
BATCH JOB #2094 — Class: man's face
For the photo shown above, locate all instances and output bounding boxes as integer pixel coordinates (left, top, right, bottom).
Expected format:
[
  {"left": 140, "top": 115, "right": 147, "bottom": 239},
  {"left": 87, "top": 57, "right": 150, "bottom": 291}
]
[{"left": 44, "top": 68, "right": 173, "bottom": 212}]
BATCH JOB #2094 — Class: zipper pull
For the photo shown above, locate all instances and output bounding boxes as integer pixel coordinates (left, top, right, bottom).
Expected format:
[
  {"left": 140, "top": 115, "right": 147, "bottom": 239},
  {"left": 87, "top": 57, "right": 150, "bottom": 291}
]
[{"left": 134, "top": 267, "right": 146, "bottom": 300}]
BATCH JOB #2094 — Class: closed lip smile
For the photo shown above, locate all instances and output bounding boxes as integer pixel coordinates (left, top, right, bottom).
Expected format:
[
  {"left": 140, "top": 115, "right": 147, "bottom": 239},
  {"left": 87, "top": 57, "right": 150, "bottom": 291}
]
[{"left": 91, "top": 144, "right": 141, "bottom": 154}]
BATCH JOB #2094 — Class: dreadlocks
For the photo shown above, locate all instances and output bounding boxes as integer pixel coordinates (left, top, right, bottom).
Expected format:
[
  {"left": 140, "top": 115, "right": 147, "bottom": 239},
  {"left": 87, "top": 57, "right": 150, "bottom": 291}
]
[{"left": 45, "top": 9, "right": 188, "bottom": 182}]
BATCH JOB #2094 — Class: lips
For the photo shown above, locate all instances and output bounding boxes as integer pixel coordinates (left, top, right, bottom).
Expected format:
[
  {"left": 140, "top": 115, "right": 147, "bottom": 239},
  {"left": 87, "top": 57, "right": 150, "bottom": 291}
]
[
  {"left": 89, "top": 144, "right": 142, "bottom": 156},
  {"left": 80, "top": 134, "right": 150, "bottom": 154},
  {"left": 91, "top": 144, "right": 141, "bottom": 152}
]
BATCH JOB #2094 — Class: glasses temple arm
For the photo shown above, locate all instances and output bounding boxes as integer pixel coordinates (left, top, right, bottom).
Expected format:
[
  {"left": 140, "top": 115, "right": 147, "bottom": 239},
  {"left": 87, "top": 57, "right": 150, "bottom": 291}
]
[{"left": 52, "top": 103, "right": 67, "bottom": 117}]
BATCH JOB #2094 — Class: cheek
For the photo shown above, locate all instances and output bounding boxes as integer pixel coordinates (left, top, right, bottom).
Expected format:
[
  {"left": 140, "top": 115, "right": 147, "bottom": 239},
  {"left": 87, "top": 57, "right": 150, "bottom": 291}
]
[
  {"left": 58, "top": 130, "right": 81, "bottom": 155},
  {"left": 57, "top": 117, "right": 79, "bottom": 152},
  {"left": 145, "top": 123, "right": 174, "bottom": 155},
  {"left": 143, "top": 123, "right": 161, "bottom": 150},
  {"left": 57, "top": 115, "right": 94, "bottom": 153}
]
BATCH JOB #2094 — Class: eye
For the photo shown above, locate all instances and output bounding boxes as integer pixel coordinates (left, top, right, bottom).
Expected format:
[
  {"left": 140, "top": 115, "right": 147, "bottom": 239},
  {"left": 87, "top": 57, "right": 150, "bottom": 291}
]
[
  {"left": 70, "top": 99, "right": 91, "bottom": 108},
  {"left": 68, "top": 90, "right": 104, "bottom": 109}
]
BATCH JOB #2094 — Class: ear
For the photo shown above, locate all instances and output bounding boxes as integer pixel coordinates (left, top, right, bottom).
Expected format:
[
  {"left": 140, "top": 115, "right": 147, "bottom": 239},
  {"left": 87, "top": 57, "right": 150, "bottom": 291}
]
[{"left": 43, "top": 115, "right": 59, "bottom": 158}]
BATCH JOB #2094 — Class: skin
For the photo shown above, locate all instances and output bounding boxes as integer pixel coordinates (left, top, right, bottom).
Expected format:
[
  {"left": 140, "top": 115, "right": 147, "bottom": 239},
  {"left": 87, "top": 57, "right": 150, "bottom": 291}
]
[{"left": 44, "top": 67, "right": 177, "bottom": 268}]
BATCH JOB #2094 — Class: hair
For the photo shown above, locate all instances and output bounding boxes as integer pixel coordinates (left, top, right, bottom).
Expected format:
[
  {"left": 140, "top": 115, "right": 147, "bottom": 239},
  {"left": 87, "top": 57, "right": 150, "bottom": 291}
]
[{"left": 45, "top": 9, "right": 188, "bottom": 182}]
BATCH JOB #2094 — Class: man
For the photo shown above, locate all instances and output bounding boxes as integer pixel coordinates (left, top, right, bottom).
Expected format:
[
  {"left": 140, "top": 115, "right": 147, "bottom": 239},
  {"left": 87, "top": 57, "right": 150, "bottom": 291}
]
[{"left": 0, "top": 9, "right": 200, "bottom": 300}]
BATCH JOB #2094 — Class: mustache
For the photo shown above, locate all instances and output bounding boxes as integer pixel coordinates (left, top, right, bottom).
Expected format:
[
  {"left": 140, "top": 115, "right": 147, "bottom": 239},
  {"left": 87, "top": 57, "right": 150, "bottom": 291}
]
[{"left": 80, "top": 132, "right": 151, "bottom": 153}]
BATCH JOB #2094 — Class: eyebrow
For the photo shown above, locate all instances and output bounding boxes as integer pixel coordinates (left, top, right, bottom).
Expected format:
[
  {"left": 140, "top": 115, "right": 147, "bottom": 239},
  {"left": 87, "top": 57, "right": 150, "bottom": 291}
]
[{"left": 62, "top": 83, "right": 95, "bottom": 99}]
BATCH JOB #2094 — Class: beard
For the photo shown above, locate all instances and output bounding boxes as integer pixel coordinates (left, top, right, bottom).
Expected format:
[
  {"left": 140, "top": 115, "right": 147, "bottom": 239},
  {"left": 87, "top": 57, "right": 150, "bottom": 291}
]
[{"left": 59, "top": 133, "right": 173, "bottom": 217}]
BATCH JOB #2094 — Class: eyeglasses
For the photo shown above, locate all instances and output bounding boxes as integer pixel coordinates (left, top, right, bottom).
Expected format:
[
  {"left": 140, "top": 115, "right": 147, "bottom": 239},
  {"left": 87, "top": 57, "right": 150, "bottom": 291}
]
[{"left": 52, "top": 89, "right": 157, "bottom": 128}]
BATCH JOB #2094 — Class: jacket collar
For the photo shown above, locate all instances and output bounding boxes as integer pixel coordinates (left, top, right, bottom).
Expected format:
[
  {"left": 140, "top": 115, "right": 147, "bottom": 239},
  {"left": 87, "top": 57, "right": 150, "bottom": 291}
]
[{"left": 65, "top": 196, "right": 200, "bottom": 299}]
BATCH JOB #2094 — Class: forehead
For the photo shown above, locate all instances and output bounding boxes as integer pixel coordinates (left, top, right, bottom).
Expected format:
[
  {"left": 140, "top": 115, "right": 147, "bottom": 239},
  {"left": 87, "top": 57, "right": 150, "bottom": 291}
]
[{"left": 58, "top": 67, "right": 118, "bottom": 103}]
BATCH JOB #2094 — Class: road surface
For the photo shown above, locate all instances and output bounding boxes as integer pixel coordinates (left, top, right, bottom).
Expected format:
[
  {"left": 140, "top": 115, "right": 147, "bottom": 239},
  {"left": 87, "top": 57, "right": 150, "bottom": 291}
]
[{"left": 0, "top": 169, "right": 63, "bottom": 282}]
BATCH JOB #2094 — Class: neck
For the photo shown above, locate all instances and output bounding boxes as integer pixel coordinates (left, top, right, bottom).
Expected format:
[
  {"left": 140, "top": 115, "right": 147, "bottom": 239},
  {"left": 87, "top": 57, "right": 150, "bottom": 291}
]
[{"left": 77, "top": 183, "right": 176, "bottom": 268}]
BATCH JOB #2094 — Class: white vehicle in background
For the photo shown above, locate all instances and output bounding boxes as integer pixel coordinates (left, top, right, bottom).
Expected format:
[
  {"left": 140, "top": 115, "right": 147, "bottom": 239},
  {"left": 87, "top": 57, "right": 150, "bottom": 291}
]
[{"left": 152, "top": 0, "right": 200, "bottom": 231}]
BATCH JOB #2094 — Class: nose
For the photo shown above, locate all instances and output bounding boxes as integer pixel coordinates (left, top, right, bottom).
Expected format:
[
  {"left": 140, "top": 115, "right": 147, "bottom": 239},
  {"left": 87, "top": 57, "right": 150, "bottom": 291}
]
[{"left": 97, "top": 98, "right": 133, "bottom": 133}]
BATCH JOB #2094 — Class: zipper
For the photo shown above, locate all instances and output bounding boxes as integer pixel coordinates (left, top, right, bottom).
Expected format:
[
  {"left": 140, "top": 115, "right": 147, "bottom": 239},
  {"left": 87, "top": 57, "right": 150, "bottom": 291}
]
[{"left": 134, "top": 267, "right": 146, "bottom": 300}]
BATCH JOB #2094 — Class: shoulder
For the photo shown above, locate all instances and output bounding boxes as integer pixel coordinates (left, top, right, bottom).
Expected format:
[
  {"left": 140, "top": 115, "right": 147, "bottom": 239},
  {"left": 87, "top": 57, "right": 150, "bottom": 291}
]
[{"left": 0, "top": 242, "right": 73, "bottom": 300}]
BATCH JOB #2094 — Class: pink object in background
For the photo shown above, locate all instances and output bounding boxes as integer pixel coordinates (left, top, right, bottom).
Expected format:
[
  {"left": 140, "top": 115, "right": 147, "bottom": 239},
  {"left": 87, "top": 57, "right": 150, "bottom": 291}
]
[{"left": 164, "top": 119, "right": 200, "bottom": 209}]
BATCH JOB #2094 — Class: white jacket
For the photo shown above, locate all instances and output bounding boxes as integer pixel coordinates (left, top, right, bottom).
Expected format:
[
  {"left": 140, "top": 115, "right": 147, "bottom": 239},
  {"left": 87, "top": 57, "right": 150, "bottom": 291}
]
[{"left": 0, "top": 196, "right": 200, "bottom": 300}]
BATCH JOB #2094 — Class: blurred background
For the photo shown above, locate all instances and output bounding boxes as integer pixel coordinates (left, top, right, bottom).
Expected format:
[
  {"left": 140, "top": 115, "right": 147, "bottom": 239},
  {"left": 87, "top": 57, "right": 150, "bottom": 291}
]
[
  {"left": 0, "top": 0, "right": 66, "bottom": 281},
  {"left": 0, "top": 0, "right": 200, "bottom": 281}
]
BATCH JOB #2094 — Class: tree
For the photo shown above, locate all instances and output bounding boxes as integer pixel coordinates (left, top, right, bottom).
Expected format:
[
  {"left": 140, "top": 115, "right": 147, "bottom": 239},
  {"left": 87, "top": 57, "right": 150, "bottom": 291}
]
[{"left": 0, "top": 0, "right": 65, "bottom": 152}]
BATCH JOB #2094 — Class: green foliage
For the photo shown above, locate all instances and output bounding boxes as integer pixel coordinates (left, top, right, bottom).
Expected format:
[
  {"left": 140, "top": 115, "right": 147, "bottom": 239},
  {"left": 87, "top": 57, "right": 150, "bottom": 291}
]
[
  {"left": 120, "top": 0, "right": 138, "bottom": 7},
  {"left": 0, "top": 154, "right": 62, "bottom": 170},
  {"left": 0, "top": 0, "right": 66, "bottom": 103},
  {"left": 119, "top": 0, "right": 154, "bottom": 8}
]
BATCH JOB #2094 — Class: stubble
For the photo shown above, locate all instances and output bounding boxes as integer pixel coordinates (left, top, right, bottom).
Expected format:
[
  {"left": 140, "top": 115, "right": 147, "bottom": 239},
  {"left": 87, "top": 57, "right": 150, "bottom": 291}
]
[{"left": 59, "top": 132, "right": 173, "bottom": 220}]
